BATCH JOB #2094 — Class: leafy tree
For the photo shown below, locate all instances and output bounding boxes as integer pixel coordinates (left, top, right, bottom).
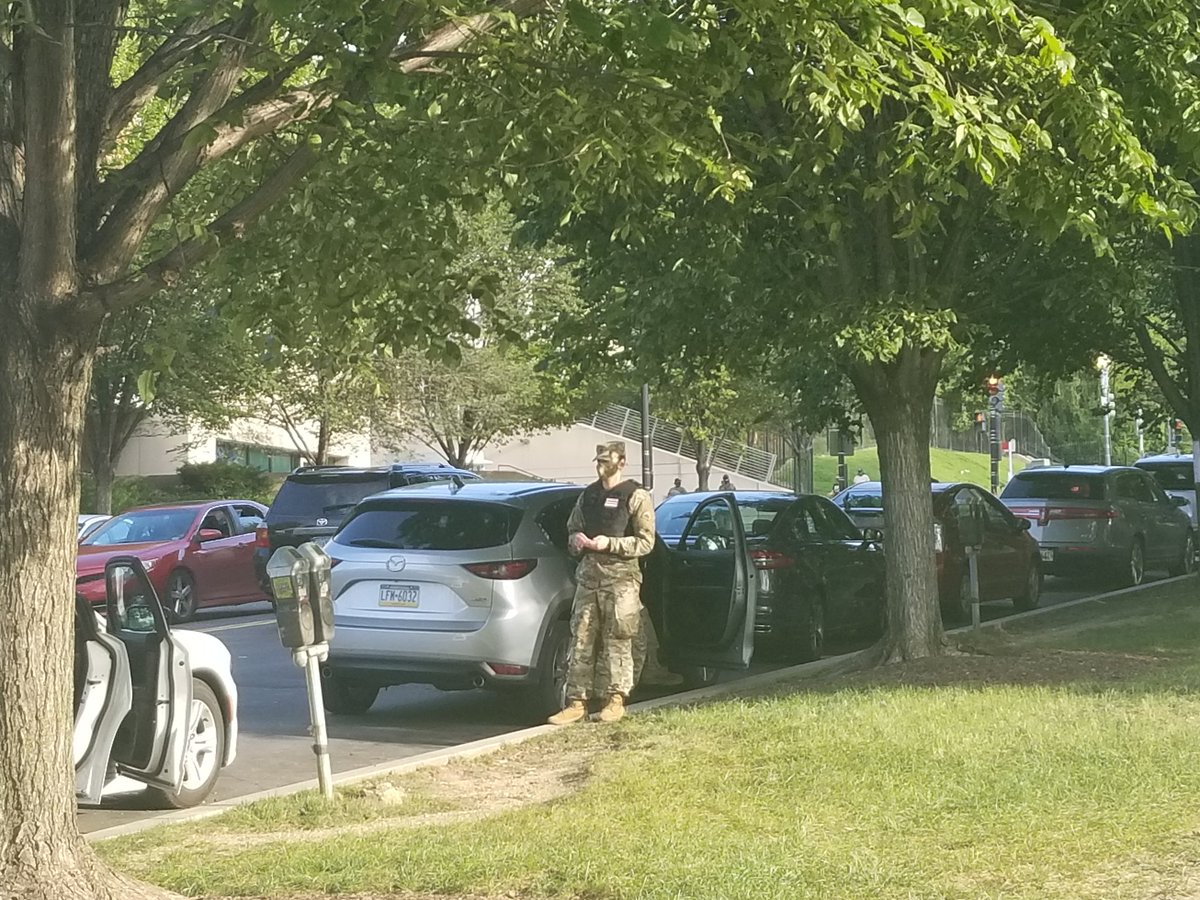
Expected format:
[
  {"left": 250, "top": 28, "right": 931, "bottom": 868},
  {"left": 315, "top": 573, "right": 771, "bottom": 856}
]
[
  {"left": 464, "top": 1, "right": 1182, "bottom": 662},
  {"left": 375, "top": 200, "right": 589, "bottom": 466},
  {"left": 0, "top": 2, "right": 547, "bottom": 896}
]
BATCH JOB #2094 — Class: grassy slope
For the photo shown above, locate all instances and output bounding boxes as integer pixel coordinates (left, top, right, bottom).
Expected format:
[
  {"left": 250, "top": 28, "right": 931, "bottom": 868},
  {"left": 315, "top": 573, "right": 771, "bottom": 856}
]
[
  {"left": 104, "top": 579, "right": 1200, "bottom": 900},
  {"left": 811, "top": 446, "right": 1027, "bottom": 491}
]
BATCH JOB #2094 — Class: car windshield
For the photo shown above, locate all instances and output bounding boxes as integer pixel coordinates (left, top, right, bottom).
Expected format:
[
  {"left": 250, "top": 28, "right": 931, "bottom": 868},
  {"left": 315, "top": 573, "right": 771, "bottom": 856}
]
[
  {"left": 269, "top": 474, "right": 391, "bottom": 522},
  {"left": 656, "top": 495, "right": 794, "bottom": 537},
  {"left": 83, "top": 508, "right": 197, "bottom": 545},
  {"left": 335, "top": 501, "right": 520, "bottom": 551},
  {"left": 842, "top": 491, "right": 883, "bottom": 510},
  {"left": 1135, "top": 461, "right": 1194, "bottom": 491},
  {"left": 1002, "top": 472, "right": 1108, "bottom": 501}
]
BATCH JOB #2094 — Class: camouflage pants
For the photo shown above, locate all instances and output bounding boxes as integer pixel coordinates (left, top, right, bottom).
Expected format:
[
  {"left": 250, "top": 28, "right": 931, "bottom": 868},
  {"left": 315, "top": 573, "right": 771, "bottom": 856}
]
[
  {"left": 593, "top": 608, "right": 668, "bottom": 695},
  {"left": 564, "top": 580, "right": 641, "bottom": 699}
]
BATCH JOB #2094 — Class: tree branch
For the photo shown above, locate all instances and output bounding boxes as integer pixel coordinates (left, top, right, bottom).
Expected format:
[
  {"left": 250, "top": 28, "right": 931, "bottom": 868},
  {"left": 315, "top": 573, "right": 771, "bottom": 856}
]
[
  {"left": 390, "top": 0, "right": 548, "bottom": 73},
  {"left": 101, "top": 14, "right": 227, "bottom": 154},
  {"left": 1133, "top": 320, "right": 1193, "bottom": 419},
  {"left": 81, "top": 143, "right": 319, "bottom": 318}
]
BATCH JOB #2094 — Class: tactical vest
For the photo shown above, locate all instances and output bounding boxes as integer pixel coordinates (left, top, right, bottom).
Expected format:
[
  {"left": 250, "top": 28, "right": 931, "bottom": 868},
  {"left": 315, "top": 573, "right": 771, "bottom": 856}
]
[{"left": 580, "top": 480, "right": 640, "bottom": 538}]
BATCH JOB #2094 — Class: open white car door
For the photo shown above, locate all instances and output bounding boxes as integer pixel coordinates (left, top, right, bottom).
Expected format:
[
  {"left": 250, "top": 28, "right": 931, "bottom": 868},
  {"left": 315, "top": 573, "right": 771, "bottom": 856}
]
[
  {"left": 73, "top": 596, "right": 132, "bottom": 804},
  {"left": 102, "top": 557, "right": 193, "bottom": 795}
]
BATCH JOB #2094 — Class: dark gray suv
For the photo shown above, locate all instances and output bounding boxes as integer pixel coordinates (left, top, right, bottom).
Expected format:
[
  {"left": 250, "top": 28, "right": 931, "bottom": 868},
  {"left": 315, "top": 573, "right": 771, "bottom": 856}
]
[{"left": 1001, "top": 465, "right": 1195, "bottom": 586}]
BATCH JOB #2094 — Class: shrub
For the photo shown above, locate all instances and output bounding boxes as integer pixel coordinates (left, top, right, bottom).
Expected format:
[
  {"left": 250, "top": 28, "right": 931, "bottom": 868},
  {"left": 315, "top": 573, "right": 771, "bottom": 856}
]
[{"left": 177, "top": 462, "right": 273, "bottom": 503}]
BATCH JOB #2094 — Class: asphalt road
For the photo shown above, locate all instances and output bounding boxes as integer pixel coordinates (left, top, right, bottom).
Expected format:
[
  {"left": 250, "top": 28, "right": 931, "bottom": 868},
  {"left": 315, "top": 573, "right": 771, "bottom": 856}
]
[{"left": 75, "top": 574, "right": 1127, "bottom": 834}]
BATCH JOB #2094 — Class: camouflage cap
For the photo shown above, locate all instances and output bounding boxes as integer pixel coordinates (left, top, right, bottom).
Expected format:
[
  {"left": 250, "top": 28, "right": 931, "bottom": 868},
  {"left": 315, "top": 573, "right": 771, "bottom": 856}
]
[{"left": 594, "top": 441, "right": 626, "bottom": 461}]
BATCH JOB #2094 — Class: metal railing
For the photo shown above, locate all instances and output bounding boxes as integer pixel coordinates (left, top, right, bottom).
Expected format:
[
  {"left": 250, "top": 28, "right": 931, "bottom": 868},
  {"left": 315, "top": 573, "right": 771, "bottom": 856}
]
[{"left": 580, "top": 404, "right": 778, "bottom": 482}]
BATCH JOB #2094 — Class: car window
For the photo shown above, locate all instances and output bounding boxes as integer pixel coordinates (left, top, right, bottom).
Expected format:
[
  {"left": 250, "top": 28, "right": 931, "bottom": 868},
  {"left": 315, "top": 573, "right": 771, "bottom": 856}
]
[
  {"left": 1140, "top": 474, "right": 1172, "bottom": 505},
  {"left": 83, "top": 508, "right": 196, "bottom": 546},
  {"left": 737, "top": 497, "right": 794, "bottom": 538},
  {"left": 1116, "top": 472, "right": 1155, "bottom": 503},
  {"left": 200, "top": 507, "right": 235, "bottom": 538},
  {"left": 681, "top": 500, "right": 737, "bottom": 551},
  {"left": 1135, "top": 461, "right": 1194, "bottom": 491},
  {"left": 336, "top": 500, "right": 521, "bottom": 551},
  {"left": 656, "top": 496, "right": 703, "bottom": 535},
  {"left": 1002, "top": 472, "right": 1108, "bottom": 501},
  {"left": 269, "top": 474, "right": 391, "bottom": 523},
  {"left": 807, "top": 498, "right": 862, "bottom": 540},
  {"left": 231, "top": 503, "right": 265, "bottom": 533},
  {"left": 842, "top": 490, "right": 883, "bottom": 511},
  {"left": 537, "top": 497, "right": 577, "bottom": 551},
  {"left": 977, "top": 491, "right": 1014, "bottom": 527}
]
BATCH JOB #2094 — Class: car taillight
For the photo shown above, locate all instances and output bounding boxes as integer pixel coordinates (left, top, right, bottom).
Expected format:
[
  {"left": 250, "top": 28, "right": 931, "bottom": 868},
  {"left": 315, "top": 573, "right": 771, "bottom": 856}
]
[
  {"left": 255, "top": 524, "right": 270, "bottom": 548},
  {"left": 463, "top": 559, "right": 538, "bottom": 580},
  {"left": 750, "top": 549, "right": 794, "bottom": 570},
  {"left": 1046, "top": 506, "right": 1119, "bottom": 522}
]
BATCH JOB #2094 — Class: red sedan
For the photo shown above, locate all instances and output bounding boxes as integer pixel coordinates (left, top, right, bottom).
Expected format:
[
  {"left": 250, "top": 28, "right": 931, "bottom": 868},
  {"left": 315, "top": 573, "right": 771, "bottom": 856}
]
[{"left": 77, "top": 500, "right": 268, "bottom": 622}]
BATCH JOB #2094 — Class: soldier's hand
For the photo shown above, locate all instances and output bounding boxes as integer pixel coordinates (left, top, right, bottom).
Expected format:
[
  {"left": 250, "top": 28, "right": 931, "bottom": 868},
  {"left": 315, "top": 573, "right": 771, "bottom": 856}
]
[
  {"left": 593, "top": 535, "right": 611, "bottom": 552},
  {"left": 569, "top": 532, "right": 593, "bottom": 554}
]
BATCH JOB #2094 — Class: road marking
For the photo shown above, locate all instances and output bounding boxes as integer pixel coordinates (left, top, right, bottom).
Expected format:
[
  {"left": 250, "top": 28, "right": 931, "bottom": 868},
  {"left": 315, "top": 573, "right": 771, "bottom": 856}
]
[{"left": 194, "top": 618, "right": 275, "bottom": 634}]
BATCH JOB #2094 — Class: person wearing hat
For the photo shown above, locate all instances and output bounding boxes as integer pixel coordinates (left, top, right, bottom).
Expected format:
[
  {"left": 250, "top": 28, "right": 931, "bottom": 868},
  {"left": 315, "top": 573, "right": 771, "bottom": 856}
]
[
  {"left": 549, "top": 441, "right": 656, "bottom": 725},
  {"left": 853, "top": 468, "right": 870, "bottom": 485},
  {"left": 718, "top": 474, "right": 735, "bottom": 491}
]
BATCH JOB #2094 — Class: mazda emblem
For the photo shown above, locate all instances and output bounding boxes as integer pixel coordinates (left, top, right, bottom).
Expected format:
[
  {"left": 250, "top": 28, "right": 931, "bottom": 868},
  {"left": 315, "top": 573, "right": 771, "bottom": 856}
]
[
  {"left": 315, "top": 517, "right": 329, "bottom": 526},
  {"left": 387, "top": 555, "right": 407, "bottom": 573}
]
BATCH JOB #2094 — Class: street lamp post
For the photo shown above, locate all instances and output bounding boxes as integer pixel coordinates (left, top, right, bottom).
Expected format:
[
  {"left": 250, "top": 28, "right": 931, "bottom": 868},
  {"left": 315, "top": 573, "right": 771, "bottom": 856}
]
[{"left": 1097, "top": 355, "right": 1113, "bottom": 466}]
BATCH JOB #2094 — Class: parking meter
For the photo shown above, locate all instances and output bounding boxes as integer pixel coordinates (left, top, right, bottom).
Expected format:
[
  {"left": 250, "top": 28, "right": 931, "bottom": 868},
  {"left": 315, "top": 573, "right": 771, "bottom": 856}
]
[
  {"left": 955, "top": 501, "right": 986, "bottom": 550},
  {"left": 296, "top": 541, "right": 335, "bottom": 644},
  {"left": 267, "top": 546, "right": 315, "bottom": 649}
]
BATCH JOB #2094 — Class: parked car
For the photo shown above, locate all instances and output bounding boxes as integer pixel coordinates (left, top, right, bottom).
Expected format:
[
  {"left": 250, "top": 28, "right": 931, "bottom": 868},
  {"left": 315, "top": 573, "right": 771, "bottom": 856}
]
[
  {"left": 656, "top": 491, "right": 885, "bottom": 661},
  {"left": 322, "top": 482, "right": 756, "bottom": 719},
  {"left": 1001, "top": 465, "right": 1195, "bottom": 586},
  {"left": 1135, "top": 453, "right": 1197, "bottom": 528},
  {"left": 77, "top": 500, "right": 269, "bottom": 622},
  {"left": 254, "top": 463, "right": 481, "bottom": 592},
  {"left": 75, "top": 557, "right": 238, "bottom": 808},
  {"left": 932, "top": 482, "right": 1043, "bottom": 620},
  {"left": 77, "top": 514, "right": 111, "bottom": 542},
  {"left": 831, "top": 482, "right": 885, "bottom": 533}
]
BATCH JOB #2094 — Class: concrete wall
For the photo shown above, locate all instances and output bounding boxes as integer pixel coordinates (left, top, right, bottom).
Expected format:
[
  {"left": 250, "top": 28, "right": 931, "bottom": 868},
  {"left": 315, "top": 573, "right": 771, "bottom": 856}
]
[
  {"left": 375, "top": 423, "right": 789, "bottom": 504},
  {"left": 115, "top": 417, "right": 373, "bottom": 477}
]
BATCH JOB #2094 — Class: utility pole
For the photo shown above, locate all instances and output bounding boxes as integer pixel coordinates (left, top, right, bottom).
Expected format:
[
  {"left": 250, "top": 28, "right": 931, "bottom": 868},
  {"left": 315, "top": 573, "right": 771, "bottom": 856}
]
[
  {"left": 1097, "top": 355, "right": 1113, "bottom": 466},
  {"left": 986, "top": 376, "right": 1004, "bottom": 494},
  {"left": 640, "top": 383, "right": 654, "bottom": 492}
]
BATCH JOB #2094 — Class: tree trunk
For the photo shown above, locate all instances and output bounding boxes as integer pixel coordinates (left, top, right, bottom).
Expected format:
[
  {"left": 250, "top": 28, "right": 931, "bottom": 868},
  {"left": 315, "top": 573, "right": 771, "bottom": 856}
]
[
  {"left": 315, "top": 414, "right": 331, "bottom": 465},
  {"left": 0, "top": 301, "right": 172, "bottom": 899},
  {"left": 91, "top": 463, "right": 115, "bottom": 516},
  {"left": 695, "top": 438, "right": 711, "bottom": 491},
  {"left": 851, "top": 345, "right": 946, "bottom": 662}
]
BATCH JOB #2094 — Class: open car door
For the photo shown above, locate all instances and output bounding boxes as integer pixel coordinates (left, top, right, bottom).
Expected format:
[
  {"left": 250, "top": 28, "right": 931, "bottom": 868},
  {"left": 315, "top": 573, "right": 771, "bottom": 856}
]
[
  {"left": 103, "top": 557, "right": 192, "bottom": 795},
  {"left": 74, "top": 597, "right": 133, "bottom": 804},
  {"left": 653, "top": 494, "right": 756, "bottom": 670}
]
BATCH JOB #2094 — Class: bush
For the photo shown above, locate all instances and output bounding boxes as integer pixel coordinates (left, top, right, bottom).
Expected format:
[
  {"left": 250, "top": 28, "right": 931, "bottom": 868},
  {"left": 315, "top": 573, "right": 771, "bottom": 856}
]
[{"left": 177, "top": 462, "right": 274, "bottom": 503}]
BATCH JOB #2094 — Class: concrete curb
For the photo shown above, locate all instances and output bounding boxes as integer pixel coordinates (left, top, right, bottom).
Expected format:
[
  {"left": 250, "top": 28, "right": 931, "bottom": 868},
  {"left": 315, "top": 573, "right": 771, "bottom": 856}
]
[{"left": 87, "top": 574, "right": 1193, "bottom": 843}]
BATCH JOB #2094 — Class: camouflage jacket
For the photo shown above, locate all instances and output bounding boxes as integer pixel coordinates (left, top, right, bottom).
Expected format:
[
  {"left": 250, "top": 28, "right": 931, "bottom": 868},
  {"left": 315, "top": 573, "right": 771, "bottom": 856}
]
[{"left": 567, "top": 485, "right": 656, "bottom": 586}]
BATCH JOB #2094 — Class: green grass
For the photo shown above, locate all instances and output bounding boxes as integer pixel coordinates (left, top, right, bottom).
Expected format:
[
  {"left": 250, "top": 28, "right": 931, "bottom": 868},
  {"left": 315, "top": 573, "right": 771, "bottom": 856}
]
[
  {"left": 810, "top": 446, "right": 1027, "bottom": 492},
  {"left": 102, "top": 579, "right": 1200, "bottom": 900}
]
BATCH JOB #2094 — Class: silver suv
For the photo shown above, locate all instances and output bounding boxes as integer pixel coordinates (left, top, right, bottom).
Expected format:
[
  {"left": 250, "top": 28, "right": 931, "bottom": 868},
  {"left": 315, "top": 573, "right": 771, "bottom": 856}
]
[
  {"left": 322, "top": 482, "right": 757, "bottom": 718},
  {"left": 1001, "top": 465, "right": 1195, "bottom": 586}
]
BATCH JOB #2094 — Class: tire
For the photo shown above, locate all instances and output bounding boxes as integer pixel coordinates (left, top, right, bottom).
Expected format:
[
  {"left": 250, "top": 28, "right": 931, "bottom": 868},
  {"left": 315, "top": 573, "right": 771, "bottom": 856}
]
[
  {"left": 786, "top": 600, "right": 825, "bottom": 664},
  {"left": 1012, "top": 561, "right": 1042, "bottom": 612},
  {"left": 322, "top": 672, "right": 380, "bottom": 715},
  {"left": 1119, "top": 539, "right": 1146, "bottom": 588},
  {"left": 1169, "top": 531, "right": 1197, "bottom": 578},
  {"left": 148, "top": 678, "right": 225, "bottom": 809},
  {"left": 165, "top": 570, "right": 197, "bottom": 624},
  {"left": 519, "top": 619, "right": 571, "bottom": 720}
]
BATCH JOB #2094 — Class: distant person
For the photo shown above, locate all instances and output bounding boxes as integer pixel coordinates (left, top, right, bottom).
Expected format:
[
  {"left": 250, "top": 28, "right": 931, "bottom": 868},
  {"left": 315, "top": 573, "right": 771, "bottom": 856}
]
[
  {"left": 718, "top": 474, "right": 735, "bottom": 492},
  {"left": 828, "top": 481, "right": 841, "bottom": 498},
  {"left": 666, "top": 478, "right": 687, "bottom": 498},
  {"left": 853, "top": 468, "right": 870, "bottom": 485}
]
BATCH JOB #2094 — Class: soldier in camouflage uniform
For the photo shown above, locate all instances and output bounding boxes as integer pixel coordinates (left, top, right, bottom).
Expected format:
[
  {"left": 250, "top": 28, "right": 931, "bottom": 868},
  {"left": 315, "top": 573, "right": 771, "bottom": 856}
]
[{"left": 548, "top": 441, "right": 656, "bottom": 725}]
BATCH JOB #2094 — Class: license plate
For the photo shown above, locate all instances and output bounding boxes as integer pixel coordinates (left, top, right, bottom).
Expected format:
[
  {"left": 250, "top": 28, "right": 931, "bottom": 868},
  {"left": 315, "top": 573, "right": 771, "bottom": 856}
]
[
  {"left": 379, "top": 584, "right": 420, "bottom": 608},
  {"left": 1040, "top": 549, "right": 1055, "bottom": 563}
]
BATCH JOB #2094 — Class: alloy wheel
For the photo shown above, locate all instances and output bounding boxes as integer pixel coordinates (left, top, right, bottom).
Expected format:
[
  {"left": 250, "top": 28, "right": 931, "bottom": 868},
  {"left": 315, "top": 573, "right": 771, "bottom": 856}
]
[
  {"left": 1130, "top": 541, "right": 1145, "bottom": 586},
  {"left": 181, "top": 697, "right": 220, "bottom": 790}
]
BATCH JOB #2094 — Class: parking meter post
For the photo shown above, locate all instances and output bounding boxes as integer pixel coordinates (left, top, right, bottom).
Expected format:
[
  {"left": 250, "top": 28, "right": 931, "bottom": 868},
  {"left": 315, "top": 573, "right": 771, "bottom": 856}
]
[
  {"left": 640, "top": 383, "right": 654, "bottom": 493},
  {"left": 967, "top": 548, "right": 981, "bottom": 630},
  {"left": 837, "top": 453, "right": 847, "bottom": 492},
  {"left": 301, "top": 647, "right": 334, "bottom": 800}
]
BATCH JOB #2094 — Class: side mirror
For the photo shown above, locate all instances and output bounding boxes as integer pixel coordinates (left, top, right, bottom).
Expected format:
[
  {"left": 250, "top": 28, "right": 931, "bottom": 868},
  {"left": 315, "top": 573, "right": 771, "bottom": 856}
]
[
  {"left": 1172, "top": 495, "right": 1190, "bottom": 508},
  {"left": 861, "top": 528, "right": 884, "bottom": 545},
  {"left": 197, "top": 528, "right": 223, "bottom": 542},
  {"left": 1017, "top": 519, "right": 1032, "bottom": 531}
]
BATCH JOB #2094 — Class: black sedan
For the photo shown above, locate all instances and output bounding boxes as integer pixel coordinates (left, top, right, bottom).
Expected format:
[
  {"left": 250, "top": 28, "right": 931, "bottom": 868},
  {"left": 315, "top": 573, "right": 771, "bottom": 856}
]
[{"left": 655, "top": 491, "right": 886, "bottom": 663}]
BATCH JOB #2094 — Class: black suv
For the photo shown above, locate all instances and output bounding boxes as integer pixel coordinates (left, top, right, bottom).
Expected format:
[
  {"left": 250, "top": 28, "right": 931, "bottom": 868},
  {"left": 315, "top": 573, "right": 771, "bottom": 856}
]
[{"left": 254, "top": 463, "right": 480, "bottom": 592}]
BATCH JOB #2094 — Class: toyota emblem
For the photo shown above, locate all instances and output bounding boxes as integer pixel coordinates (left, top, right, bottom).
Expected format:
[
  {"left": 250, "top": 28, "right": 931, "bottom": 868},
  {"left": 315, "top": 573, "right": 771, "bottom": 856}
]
[
  {"left": 315, "top": 517, "right": 329, "bottom": 526},
  {"left": 386, "top": 555, "right": 407, "bottom": 573}
]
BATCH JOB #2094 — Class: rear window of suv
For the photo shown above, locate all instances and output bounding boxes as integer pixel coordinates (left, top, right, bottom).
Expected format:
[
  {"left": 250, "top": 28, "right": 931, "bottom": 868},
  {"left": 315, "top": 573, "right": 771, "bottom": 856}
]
[
  {"left": 1003, "top": 472, "right": 1108, "bottom": 501},
  {"left": 269, "top": 474, "right": 391, "bottom": 522},
  {"left": 336, "top": 500, "right": 520, "bottom": 551}
]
